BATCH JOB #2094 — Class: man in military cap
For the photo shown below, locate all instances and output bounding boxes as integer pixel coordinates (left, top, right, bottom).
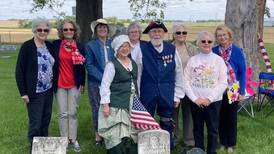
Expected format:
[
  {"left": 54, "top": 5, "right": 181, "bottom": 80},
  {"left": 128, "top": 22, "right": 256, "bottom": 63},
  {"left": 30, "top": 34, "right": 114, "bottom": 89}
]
[{"left": 136, "top": 20, "right": 185, "bottom": 149}]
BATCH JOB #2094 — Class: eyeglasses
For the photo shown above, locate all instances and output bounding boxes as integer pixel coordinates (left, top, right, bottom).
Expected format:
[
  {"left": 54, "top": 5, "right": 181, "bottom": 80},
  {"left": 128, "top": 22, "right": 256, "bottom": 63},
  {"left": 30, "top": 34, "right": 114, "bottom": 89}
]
[
  {"left": 175, "top": 31, "right": 187, "bottom": 35},
  {"left": 201, "top": 40, "right": 213, "bottom": 44},
  {"left": 36, "top": 29, "right": 49, "bottom": 33},
  {"left": 129, "top": 30, "right": 139, "bottom": 34},
  {"left": 63, "top": 28, "right": 75, "bottom": 32}
]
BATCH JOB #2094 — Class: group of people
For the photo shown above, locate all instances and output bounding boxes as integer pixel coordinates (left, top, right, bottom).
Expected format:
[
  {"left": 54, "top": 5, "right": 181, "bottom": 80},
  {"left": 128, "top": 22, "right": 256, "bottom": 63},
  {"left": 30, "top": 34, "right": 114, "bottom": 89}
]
[{"left": 15, "top": 18, "right": 246, "bottom": 154}]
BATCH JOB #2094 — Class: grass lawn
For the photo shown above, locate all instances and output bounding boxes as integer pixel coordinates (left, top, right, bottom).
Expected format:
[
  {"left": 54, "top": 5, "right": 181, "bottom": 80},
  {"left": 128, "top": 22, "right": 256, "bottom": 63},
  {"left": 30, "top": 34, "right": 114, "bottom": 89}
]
[{"left": 1, "top": 43, "right": 274, "bottom": 154}]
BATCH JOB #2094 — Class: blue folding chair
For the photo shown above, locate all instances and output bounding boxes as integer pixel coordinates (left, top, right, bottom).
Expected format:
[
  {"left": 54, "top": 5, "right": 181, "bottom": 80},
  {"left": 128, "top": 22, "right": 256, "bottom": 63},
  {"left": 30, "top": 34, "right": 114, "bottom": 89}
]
[{"left": 257, "top": 72, "right": 274, "bottom": 117}]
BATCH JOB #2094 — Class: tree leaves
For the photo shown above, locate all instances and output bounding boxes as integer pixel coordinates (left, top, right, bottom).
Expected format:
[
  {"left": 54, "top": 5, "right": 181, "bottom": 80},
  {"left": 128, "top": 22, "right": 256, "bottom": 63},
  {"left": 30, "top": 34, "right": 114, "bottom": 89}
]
[{"left": 128, "top": 0, "right": 166, "bottom": 21}]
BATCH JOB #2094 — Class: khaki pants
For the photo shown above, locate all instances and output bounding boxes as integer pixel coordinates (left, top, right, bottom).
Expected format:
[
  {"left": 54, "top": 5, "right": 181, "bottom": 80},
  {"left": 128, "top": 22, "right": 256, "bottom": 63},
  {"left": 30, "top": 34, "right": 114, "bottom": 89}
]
[{"left": 56, "top": 87, "right": 80, "bottom": 141}]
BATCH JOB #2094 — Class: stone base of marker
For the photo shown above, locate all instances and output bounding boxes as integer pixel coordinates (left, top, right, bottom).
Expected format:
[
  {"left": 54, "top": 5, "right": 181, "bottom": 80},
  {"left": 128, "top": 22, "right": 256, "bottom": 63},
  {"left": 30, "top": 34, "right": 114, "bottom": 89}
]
[
  {"left": 32, "top": 137, "right": 68, "bottom": 154},
  {"left": 138, "top": 129, "right": 170, "bottom": 154},
  {"left": 186, "top": 147, "right": 206, "bottom": 154}
]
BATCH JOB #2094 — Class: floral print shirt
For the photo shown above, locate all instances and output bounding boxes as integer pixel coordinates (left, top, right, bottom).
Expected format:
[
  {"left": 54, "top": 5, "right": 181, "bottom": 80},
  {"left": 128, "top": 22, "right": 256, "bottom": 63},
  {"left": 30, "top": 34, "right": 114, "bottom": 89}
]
[{"left": 36, "top": 46, "right": 55, "bottom": 93}]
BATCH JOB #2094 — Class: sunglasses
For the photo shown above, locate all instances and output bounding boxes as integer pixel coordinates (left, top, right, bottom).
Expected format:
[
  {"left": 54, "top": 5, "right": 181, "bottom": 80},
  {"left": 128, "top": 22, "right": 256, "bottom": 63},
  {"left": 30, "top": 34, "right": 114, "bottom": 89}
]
[
  {"left": 201, "top": 40, "right": 213, "bottom": 44},
  {"left": 63, "top": 28, "right": 75, "bottom": 32},
  {"left": 175, "top": 31, "right": 187, "bottom": 35},
  {"left": 36, "top": 29, "right": 49, "bottom": 33}
]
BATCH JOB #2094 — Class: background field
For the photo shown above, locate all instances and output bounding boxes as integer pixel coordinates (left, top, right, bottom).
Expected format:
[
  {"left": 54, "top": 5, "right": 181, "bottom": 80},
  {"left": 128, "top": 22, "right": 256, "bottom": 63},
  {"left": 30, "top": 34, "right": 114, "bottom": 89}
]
[{"left": 0, "top": 20, "right": 274, "bottom": 44}]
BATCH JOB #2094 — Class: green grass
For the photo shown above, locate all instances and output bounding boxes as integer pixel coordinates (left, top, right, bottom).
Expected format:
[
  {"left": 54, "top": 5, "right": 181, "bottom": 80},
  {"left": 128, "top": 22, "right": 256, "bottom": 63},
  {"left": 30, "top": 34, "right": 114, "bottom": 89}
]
[{"left": 1, "top": 44, "right": 274, "bottom": 154}]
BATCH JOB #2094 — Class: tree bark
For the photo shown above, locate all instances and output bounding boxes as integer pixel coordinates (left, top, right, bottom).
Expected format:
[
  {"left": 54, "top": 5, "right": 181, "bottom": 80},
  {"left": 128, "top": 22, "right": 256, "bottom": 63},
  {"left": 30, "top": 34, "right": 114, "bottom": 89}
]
[
  {"left": 257, "top": 0, "right": 266, "bottom": 39},
  {"left": 76, "top": 0, "right": 103, "bottom": 44},
  {"left": 225, "top": 0, "right": 262, "bottom": 80}
]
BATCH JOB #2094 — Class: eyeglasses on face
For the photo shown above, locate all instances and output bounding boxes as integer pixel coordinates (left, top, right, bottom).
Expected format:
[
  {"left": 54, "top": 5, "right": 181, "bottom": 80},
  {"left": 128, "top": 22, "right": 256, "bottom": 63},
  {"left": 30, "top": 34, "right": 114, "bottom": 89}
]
[
  {"left": 63, "top": 28, "right": 75, "bottom": 32},
  {"left": 129, "top": 30, "right": 139, "bottom": 34},
  {"left": 201, "top": 40, "right": 213, "bottom": 44},
  {"left": 36, "top": 29, "right": 49, "bottom": 33},
  {"left": 175, "top": 31, "right": 187, "bottom": 35}
]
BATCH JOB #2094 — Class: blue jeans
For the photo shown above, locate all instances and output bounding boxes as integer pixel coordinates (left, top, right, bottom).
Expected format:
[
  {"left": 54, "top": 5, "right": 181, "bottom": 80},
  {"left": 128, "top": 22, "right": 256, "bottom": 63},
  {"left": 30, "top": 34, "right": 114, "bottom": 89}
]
[{"left": 87, "top": 84, "right": 101, "bottom": 132}]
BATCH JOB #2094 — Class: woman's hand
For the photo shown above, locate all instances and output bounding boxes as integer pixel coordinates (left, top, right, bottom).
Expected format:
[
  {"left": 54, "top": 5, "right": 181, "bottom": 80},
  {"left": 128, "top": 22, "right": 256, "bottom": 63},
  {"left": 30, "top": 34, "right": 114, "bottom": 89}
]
[
  {"left": 79, "top": 85, "right": 85, "bottom": 94},
  {"left": 238, "top": 95, "right": 246, "bottom": 101},
  {"left": 174, "top": 101, "right": 180, "bottom": 108},
  {"left": 21, "top": 95, "right": 29, "bottom": 103},
  {"left": 103, "top": 104, "right": 110, "bottom": 118},
  {"left": 194, "top": 98, "right": 204, "bottom": 108}
]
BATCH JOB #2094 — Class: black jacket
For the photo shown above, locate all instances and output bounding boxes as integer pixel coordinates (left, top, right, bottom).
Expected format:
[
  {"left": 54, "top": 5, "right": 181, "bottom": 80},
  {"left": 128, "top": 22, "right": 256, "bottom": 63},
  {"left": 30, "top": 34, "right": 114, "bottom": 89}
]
[
  {"left": 52, "top": 39, "right": 86, "bottom": 93},
  {"left": 15, "top": 38, "right": 58, "bottom": 98}
]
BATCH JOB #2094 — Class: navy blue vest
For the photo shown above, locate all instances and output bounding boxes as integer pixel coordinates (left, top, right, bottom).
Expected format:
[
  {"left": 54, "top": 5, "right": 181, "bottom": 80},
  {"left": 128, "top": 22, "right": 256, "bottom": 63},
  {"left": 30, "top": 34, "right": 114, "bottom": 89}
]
[{"left": 140, "top": 41, "right": 176, "bottom": 104}]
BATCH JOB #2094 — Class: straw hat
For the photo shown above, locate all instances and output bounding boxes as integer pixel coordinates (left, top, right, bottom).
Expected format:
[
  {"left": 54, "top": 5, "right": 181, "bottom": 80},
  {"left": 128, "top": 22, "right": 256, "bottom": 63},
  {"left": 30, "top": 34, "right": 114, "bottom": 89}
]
[{"left": 90, "top": 18, "right": 116, "bottom": 38}]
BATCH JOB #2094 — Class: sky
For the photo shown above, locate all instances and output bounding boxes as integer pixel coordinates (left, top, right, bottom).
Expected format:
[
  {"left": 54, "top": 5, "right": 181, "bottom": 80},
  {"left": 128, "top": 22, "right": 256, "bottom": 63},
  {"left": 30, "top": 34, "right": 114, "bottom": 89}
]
[{"left": 0, "top": 0, "right": 274, "bottom": 21}]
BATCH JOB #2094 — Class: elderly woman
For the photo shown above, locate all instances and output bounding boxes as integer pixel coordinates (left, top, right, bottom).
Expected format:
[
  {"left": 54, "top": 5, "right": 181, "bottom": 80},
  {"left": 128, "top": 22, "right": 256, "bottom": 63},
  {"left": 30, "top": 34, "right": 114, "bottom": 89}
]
[
  {"left": 171, "top": 23, "right": 197, "bottom": 148},
  {"left": 183, "top": 31, "right": 227, "bottom": 154},
  {"left": 85, "top": 18, "right": 115, "bottom": 145},
  {"left": 98, "top": 35, "right": 138, "bottom": 154},
  {"left": 52, "top": 20, "right": 85, "bottom": 152},
  {"left": 15, "top": 18, "right": 57, "bottom": 149},
  {"left": 213, "top": 25, "right": 246, "bottom": 153},
  {"left": 127, "top": 22, "right": 146, "bottom": 86}
]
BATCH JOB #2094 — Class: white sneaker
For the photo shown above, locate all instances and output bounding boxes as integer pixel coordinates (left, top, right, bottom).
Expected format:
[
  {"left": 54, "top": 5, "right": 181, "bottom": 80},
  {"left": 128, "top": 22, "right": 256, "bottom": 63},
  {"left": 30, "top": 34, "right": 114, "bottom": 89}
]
[
  {"left": 220, "top": 145, "right": 226, "bottom": 151},
  {"left": 227, "top": 147, "right": 234, "bottom": 153}
]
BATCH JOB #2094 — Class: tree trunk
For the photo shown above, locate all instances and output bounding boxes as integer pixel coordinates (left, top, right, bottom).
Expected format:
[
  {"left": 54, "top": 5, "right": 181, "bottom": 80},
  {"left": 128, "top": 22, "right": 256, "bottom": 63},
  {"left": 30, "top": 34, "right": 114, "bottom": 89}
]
[
  {"left": 257, "top": 0, "right": 266, "bottom": 39},
  {"left": 76, "top": 0, "right": 103, "bottom": 44},
  {"left": 225, "top": 0, "right": 262, "bottom": 80}
]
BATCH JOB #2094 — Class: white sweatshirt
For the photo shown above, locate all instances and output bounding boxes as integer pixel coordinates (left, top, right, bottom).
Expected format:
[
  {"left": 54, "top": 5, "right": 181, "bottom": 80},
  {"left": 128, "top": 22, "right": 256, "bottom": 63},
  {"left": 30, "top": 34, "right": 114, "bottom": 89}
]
[{"left": 183, "top": 52, "right": 228, "bottom": 103}]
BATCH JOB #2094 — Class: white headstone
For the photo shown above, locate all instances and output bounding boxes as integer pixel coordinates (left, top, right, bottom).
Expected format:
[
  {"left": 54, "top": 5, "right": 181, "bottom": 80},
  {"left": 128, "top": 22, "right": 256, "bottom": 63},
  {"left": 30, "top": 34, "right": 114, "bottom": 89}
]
[
  {"left": 138, "top": 129, "right": 170, "bottom": 154},
  {"left": 32, "top": 137, "right": 68, "bottom": 154}
]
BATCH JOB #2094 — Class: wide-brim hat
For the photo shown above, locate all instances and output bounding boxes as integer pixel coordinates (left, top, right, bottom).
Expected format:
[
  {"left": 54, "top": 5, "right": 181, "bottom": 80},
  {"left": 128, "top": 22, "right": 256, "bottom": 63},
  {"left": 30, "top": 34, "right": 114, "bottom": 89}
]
[
  {"left": 143, "top": 20, "right": 168, "bottom": 34},
  {"left": 111, "top": 35, "right": 132, "bottom": 57},
  {"left": 90, "top": 18, "right": 116, "bottom": 37}
]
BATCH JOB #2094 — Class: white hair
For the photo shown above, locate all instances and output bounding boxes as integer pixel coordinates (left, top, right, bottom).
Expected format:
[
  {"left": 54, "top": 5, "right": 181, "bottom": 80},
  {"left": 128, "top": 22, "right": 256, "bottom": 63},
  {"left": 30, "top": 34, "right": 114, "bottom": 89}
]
[
  {"left": 31, "top": 18, "right": 51, "bottom": 33},
  {"left": 127, "top": 22, "right": 142, "bottom": 36},
  {"left": 196, "top": 31, "right": 215, "bottom": 46}
]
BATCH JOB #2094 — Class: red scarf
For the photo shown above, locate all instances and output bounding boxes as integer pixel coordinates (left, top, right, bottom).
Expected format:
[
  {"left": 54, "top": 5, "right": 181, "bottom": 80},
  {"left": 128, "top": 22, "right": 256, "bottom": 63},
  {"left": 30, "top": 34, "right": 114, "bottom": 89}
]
[
  {"left": 218, "top": 44, "right": 237, "bottom": 85},
  {"left": 62, "top": 40, "right": 85, "bottom": 65}
]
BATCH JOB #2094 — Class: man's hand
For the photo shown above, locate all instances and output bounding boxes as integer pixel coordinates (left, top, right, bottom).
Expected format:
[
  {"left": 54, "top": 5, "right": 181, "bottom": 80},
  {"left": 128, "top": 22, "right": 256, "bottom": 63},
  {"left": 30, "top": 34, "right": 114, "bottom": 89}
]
[{"left": 21, "top": 95, "right": 29, "bottom": 103}]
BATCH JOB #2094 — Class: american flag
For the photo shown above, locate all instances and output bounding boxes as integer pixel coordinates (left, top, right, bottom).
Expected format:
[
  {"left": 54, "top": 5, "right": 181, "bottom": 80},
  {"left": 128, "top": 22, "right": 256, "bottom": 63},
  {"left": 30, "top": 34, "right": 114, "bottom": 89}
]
[{"left": 130, "top": 96, "right": 160, "bottom": 130}]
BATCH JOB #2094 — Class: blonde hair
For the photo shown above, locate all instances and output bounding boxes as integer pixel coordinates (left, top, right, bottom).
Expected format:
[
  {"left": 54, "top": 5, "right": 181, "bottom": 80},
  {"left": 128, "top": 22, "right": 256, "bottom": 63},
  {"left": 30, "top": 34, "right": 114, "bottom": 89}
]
[{"left": 214, "top": 25, "right": 233, "bottom": 43}]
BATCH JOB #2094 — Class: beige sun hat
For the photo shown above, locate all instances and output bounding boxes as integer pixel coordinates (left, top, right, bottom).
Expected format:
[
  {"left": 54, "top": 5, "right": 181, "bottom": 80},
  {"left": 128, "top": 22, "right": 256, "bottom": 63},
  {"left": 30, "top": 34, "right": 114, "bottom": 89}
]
[
  {"left": 111, "top": 35, "right": 132, "bottom": 56},
  {"left": 90, "top": 18, "right": 116, "bottom": 38}
]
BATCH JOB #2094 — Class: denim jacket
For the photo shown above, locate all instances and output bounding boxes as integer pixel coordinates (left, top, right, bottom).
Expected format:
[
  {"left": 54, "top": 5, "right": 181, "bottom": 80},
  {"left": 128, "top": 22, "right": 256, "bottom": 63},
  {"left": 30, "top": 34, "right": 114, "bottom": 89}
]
[{"left": 85, "top": 38, "right": 115, "bottom": 87}]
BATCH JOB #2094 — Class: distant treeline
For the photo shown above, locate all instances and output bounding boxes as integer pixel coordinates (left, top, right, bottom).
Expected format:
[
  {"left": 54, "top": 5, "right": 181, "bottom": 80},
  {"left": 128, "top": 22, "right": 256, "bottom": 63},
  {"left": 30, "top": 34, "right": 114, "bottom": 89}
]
[{"left": 16, "top": 16, "right": 228, "bottom": 29}]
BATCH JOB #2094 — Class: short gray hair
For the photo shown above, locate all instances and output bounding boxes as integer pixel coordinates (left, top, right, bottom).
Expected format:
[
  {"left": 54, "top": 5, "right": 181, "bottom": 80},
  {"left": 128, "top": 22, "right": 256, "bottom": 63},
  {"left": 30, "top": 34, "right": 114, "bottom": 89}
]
[
  {"left": 196, "top": 31, "right": 215, "bottom": 46},
  {"left": 127, "top": 22, "right": 142, "bottom": 36},
  {"left": 31, "top": 18, "right": 51, "bottom": 33}
]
